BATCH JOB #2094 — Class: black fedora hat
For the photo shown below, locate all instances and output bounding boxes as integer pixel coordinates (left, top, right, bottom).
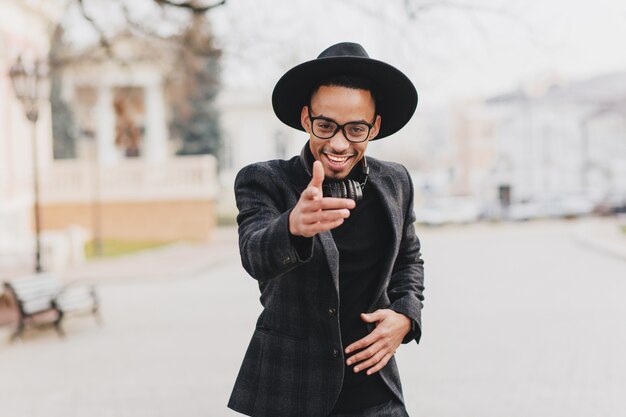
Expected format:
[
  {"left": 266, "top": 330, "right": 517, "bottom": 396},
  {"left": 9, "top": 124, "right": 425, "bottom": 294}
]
[{"left": 272, "top": 42, "right": 418, "bottom": 140}]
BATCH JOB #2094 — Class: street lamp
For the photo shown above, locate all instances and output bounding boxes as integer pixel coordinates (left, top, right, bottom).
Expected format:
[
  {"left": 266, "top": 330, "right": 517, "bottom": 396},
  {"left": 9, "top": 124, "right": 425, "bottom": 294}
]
[{"left": 9, "top": 56, "right": 49, "bottom": 273}]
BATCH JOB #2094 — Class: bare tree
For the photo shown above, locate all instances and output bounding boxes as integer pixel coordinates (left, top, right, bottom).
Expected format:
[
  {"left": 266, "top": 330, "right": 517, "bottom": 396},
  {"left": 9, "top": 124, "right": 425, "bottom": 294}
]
[{"left": 50, "top": 0, "right": 227, "bottom": 159}]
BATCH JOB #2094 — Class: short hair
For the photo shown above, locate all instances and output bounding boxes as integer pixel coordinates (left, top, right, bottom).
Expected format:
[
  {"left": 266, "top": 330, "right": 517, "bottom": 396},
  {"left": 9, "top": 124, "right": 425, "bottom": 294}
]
[{"left": 310, "top": 74, "right": 378, "bottom": 109}]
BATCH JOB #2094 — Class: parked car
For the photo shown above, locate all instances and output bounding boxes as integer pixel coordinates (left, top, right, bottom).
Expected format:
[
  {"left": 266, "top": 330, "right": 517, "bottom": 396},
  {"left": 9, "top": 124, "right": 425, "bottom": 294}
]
[
  {"left": 414, "top": 197, "right": 482, "bottom": 226},
  {"left": 593, "top": 194, "right": 626, "bottom": 216},
  {"left": 505, "top": 195, "right": 595, "bottom": 221},
  {"left": 506, "top": 201, "right": 543, "bottom": 221},
  {"left": 540, "top": 195, "right": 595, "bottom": 218}
]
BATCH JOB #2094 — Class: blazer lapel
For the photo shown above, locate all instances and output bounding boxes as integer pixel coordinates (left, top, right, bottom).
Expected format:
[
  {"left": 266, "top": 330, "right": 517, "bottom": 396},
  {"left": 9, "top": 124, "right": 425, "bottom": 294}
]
[
  {"left": 367, "top": 160, "right": 402, "bottom": 308},
  {"left": 318, "top": 231, "right": 340, "bottom": 295}
]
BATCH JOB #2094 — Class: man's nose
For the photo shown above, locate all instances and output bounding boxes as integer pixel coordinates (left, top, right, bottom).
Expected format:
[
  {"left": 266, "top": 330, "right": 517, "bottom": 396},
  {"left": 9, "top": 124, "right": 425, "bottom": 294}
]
[{"left": 329, "top": 129, "right": 350, "bottom": 153}]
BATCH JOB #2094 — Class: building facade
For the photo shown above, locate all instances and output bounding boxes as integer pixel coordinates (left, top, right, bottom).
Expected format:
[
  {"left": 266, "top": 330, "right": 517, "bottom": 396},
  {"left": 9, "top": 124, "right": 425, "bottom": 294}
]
[
  {"left": 386, "top": 72, "right": 626, "bottom": 223},
  {"left": 483, "top": 73, "right": 626, "bottom": 212},
  {"left": 0, "top": 0, "right": 63, "bottom": 271},
  {"left": 45, "top": 35, "right": 219, "bottom": 243},
  {"left": 2, "top": 9, "right": 221, "bottom": 272}
]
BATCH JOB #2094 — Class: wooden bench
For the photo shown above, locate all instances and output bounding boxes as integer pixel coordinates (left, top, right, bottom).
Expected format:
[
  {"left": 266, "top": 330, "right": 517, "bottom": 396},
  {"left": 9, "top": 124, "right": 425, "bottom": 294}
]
[{"left": 3, "top": 272, "right": 101, "bottom": 341}]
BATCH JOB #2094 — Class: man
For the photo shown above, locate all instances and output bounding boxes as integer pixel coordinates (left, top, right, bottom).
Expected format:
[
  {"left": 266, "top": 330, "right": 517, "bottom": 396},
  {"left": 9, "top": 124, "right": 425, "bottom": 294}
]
[{"left": 228, "top": 42, "right": 425, "bottom": 417}]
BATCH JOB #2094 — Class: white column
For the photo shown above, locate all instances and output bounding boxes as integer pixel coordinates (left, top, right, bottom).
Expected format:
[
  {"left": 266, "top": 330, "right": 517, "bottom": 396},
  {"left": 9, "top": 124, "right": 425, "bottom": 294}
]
[
  {"left": 144, "top": 80, "right": 168, "bottom": 162},
  {"left": 96, "top": 86, "right": 118, "bottom": 165}
]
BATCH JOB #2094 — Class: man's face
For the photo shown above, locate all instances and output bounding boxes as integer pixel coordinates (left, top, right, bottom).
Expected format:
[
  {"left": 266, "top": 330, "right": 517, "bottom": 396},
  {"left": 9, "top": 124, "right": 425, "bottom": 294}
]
[{"left": 300, "top": 85, "right": 381, "bottom": 180}]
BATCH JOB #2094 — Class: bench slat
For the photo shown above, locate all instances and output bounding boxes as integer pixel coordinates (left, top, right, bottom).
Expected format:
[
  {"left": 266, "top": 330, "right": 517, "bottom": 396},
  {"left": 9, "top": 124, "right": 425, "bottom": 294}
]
[
  {"left": 22, "top": 298, "right": 56, "bottom": 315},
  {"left": 3, "top": 272, "right": 100, "bottom": 340},
  {"left": 56, "top": 288, "right": 97, "bottom": 312},
  {"left": 8, "top": 273, "right": 62, "bottom": 301}
]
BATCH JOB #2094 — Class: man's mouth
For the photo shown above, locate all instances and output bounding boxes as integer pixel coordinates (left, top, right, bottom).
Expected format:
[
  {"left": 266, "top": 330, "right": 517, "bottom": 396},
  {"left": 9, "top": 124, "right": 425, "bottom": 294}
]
[{"left": 323, "top": 153, "right": 353, "bottom": 168}]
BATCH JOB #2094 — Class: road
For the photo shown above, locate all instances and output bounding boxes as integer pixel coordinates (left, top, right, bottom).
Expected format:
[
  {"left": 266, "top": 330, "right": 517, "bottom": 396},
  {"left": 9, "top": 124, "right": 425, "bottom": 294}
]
[{"left": 0, "top": 220, "right": 625, "bottom": 417}]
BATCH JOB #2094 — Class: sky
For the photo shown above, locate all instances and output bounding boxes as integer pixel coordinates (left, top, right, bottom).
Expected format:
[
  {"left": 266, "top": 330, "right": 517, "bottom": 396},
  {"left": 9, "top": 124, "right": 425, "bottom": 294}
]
[
  {"left": 62, "top": 0, "right": 626, "bottom": 105},
  {"left": 208, "top": 0, "right": 626, "bottom": 104}
]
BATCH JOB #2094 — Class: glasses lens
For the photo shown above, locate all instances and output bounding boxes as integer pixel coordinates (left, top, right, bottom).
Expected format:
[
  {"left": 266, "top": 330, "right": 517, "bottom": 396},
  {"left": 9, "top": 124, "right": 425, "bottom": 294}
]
[
  {"left": 344, "top": 122, "right": 370, "bottom": 142},
  {"left": 312, "top": 119, "right": 337, "bottom": 139}
]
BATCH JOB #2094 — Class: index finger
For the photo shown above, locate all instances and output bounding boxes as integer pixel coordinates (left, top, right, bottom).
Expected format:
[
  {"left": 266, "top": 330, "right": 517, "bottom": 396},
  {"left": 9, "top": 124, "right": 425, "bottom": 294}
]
[{"left": 320, "top": 197, "right": 356, "bottom": 210}]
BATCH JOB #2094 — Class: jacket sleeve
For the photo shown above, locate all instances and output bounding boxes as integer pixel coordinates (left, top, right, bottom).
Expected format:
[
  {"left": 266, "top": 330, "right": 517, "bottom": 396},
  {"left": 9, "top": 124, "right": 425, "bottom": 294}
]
[
  {"left": 234, "top": 164, "right": 314, "bottom": 282},
  {"left": 387, "top": 167, "right": 425, "bottom": 344}
]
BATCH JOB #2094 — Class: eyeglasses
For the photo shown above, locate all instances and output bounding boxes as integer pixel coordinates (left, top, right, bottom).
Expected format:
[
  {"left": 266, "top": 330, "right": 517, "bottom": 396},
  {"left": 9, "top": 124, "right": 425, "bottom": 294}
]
[{"left": 308, "top": 108, "right": 376, "bottom": 143}]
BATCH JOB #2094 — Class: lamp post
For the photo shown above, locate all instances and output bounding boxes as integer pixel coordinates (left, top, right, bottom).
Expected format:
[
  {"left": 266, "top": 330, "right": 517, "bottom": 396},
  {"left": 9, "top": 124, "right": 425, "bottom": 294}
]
[{"left": 9, "top": 56, "right": 49, "bottom": 273}]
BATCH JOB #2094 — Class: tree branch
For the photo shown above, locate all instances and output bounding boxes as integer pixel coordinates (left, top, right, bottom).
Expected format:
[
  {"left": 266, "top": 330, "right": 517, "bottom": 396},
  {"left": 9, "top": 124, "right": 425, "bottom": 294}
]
[
  {"left": 76, "top": 0, "right": 112, "bottom": 52},
  {"left": 154, "top": 0, "right": 227, "bottom": 14},
  {"left": 118, "top": 1, "right": 166, "bottom": 39},
  {"left": 70, "top": 0, "right": 226, "bottom": 62}
]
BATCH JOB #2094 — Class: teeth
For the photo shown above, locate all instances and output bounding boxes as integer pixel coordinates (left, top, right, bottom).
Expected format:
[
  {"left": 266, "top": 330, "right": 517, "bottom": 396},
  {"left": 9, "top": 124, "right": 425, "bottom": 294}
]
[{"left": 326, "top": 154, "right": 349, "bottom": 163}]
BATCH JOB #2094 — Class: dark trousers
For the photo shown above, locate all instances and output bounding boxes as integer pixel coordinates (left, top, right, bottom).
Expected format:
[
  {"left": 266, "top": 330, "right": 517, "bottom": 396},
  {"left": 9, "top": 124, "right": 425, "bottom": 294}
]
[{"left": 328, "top": 400, "right": 409, "bottom": 417}]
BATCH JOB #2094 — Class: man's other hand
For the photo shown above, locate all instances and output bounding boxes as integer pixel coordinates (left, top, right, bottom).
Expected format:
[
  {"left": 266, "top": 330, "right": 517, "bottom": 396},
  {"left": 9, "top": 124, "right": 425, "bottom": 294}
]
[
  {"left": 289, "top": 160, "right": 355, "bottom": 238},
  {"left": 344, "top": 309, "right": 411, "bottom": 375}
]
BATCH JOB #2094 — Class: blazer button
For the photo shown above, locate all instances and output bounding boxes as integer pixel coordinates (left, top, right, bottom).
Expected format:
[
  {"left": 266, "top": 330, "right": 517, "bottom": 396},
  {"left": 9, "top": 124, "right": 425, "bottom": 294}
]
[
  {"left": 327, "top": 307, "right": 337, "bottom": 317},
  {"left": 332, "top": 348, "right": 340, "bottom": 358},
  {"left": 281, "top": 255, "right": 291, "bottom": 265}
]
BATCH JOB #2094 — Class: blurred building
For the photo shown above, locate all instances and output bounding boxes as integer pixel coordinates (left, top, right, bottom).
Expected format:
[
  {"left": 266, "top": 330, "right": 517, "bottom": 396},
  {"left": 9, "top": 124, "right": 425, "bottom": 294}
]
[
  {"left": 0, "top": 0, "right": 65, "bottom": 271},
  {"left": 216, "top": 88, "right": 303, "bottom": 218},
  {"left": 47, "top": 34, "right": 219, "bottom": 242},
  {"left": 482, "top": 72, "right": 626, "bottom": 212},
  {"left": 2, "top": 7, "right": 223, "bottom": 272},
  {"left": 415, "top": 72, "right": 626, "bottom": 223}
]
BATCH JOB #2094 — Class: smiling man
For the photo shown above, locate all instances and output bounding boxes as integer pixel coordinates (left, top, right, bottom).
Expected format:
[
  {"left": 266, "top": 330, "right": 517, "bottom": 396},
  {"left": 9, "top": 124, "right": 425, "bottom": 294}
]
[
  {"left": 305, "top": 83, "right": 378, "bottom": 179},
  {"left": 228, "top": 42, "right": 425, "bottom": 417}
]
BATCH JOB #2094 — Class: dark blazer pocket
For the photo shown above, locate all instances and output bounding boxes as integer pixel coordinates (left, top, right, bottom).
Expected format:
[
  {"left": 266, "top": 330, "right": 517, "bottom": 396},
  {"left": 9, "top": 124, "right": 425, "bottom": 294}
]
[{"left": 256, "top": 325, "right": 307, "bottom": 343}]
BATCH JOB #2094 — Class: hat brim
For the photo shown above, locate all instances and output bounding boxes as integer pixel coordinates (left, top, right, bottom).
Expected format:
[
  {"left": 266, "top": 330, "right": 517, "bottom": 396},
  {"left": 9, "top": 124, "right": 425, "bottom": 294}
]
[{"left": 272, "top": 56, "right": 418, "bottom": 140}]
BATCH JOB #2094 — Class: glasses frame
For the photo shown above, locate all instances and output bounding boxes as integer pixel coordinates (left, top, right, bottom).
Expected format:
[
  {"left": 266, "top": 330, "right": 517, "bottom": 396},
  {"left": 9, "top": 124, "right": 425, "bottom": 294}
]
[{"left": 307, "top": 108, "right": 376, "bottom": 143}]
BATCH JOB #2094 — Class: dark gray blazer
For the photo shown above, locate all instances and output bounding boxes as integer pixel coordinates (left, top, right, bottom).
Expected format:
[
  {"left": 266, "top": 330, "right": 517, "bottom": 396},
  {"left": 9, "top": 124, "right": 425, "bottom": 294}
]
[{"left": 228, "top": 149, "right": 425, "bottom": 417}]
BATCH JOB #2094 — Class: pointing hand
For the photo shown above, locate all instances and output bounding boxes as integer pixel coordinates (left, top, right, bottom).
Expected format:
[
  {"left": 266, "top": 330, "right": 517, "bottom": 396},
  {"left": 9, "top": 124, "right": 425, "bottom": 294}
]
[{"left": 289, "top": 161, "right": 356, "bottom": 238}]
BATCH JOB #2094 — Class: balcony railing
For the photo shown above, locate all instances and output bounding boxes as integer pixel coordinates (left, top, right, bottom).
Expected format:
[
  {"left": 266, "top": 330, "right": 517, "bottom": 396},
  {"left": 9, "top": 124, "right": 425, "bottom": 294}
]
[{"left": 40, "top": 155, "right": 219, "bottom": 203}]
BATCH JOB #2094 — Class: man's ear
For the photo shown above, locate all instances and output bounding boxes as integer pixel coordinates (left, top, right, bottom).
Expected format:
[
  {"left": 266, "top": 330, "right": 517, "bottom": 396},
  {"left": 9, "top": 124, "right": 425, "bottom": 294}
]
[
  {"left": 300, "top": 106, "right": 311, "bottom": 132},
  {"left": 369, "top": 114, "right": 382, "bottom": 140}
]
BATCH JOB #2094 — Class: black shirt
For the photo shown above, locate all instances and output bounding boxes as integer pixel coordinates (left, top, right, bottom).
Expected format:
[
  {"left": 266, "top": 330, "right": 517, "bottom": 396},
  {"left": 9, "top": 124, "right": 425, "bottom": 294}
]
[{"left": 328, "top": 171, "right": 395, "bottom": 412}]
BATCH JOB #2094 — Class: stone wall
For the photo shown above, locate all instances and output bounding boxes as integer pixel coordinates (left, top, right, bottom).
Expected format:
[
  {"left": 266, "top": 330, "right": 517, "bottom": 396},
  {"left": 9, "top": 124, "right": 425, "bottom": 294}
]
[{"left": 41, "top": 200, "right": 216, "bottom": 241}]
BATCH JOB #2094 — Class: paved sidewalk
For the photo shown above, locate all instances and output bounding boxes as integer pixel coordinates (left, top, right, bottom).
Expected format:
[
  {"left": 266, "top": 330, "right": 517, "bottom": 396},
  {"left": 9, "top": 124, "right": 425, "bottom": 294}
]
[
  {"left": 1, "top": 219, "right": 625, "bottom": 417},
  {"left": 572, "top": 216, "right": 626, "bottom": 260},
  {"left": 61, "top": 226, "right": 240, "bottom": 283},
  {"left": 0, "top": 227, "right": 240, "bottom": 283},
  {"left": 0, "top": 227, "right": 240, "bottom": 325}
]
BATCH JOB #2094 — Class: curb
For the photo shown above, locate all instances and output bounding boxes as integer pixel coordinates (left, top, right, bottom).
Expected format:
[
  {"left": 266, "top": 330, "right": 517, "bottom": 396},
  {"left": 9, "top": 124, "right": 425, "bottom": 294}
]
[{"left": 572, "top": 219, "right": 626, "bottom": 261}]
